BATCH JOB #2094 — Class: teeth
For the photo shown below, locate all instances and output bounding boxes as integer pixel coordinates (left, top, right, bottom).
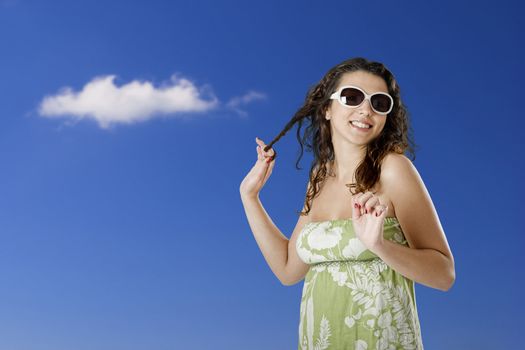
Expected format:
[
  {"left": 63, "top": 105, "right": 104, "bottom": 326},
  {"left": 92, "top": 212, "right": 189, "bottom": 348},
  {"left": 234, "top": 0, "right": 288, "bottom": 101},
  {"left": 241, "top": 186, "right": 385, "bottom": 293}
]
[{"left": 351, "top": 121, "right": 371, "bottom": 129}]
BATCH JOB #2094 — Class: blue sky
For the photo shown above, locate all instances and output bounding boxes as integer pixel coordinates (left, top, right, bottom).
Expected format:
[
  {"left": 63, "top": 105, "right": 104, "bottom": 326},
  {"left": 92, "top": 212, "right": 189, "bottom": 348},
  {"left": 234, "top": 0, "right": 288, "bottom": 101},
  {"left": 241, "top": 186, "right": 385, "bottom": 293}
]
[{"left": 0, "top": 0, "right": 523, "bottom": 349}]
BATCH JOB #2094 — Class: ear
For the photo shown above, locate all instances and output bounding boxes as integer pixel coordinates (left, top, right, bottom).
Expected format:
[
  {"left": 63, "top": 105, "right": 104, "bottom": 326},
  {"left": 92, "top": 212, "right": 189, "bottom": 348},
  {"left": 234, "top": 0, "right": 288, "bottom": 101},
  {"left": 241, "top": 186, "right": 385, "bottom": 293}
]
[{"left": 324, "top": 105, "right": 332, "bottom": 120}]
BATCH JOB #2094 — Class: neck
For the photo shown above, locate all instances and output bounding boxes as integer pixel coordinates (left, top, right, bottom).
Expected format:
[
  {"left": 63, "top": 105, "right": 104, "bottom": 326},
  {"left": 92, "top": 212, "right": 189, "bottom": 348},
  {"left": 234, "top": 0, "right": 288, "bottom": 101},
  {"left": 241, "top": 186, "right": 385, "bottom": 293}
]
[{"left": 329, "top": 146, "right": 367, "bottom": 184}]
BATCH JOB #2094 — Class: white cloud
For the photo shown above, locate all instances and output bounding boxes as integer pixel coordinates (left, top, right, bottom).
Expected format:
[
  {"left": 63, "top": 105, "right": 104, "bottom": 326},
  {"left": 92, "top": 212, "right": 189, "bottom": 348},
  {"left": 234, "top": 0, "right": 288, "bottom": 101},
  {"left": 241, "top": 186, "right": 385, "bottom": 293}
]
[
  {"left": 225, "top": 90, "right": 267, "bottom": 117},
  {"left": 38, "top": 74, "right": 220, "bottom": 129}
]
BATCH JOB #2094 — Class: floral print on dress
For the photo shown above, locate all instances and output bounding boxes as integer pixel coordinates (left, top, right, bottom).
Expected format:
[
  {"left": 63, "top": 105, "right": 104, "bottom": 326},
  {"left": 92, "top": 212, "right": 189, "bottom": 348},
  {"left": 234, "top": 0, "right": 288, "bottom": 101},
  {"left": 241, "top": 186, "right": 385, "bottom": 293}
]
[{"left": 296, "top": 217, "right": 424, "bottom": 350}]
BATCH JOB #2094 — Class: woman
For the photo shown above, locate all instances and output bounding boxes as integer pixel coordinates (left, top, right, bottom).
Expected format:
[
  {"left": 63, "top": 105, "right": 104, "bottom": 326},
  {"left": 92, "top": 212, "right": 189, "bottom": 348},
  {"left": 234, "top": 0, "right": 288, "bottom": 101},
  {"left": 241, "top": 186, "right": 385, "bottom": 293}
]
[{"left": 239, "top": 57, "right": 455, "bottom": 349}]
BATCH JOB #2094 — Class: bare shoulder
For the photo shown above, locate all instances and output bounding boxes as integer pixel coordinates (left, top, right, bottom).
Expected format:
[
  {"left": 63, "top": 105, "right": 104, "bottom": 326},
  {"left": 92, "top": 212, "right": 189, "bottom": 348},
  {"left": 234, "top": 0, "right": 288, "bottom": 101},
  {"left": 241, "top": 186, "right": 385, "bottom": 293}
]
[
  {"left": 380, "top": 152, "right": 454, "bottom": 261},
  {"left": 380, "top": 152, "right": 420, "bottom": 192},
  {"left": 381, "top": 152, "right": 412, "bottom": 175}
]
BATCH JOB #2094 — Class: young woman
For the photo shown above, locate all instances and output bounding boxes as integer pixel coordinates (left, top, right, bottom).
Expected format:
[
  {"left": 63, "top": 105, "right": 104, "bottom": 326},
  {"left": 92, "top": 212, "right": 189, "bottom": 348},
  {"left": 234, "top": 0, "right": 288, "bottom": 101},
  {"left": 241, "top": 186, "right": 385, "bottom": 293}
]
[{"left": 239, "top": 57, "right": 455, "bottom": 349}]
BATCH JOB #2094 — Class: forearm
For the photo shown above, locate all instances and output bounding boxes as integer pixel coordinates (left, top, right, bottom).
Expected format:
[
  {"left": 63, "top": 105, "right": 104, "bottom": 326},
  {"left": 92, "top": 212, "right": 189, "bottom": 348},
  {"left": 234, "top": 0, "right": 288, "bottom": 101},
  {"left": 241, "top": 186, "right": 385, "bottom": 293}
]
[
  {"left": 372, "top": 239, "right": 455, "bottom": 291},
  {"left": 240, "top": 193, "right": 289, "bottom": 284}
]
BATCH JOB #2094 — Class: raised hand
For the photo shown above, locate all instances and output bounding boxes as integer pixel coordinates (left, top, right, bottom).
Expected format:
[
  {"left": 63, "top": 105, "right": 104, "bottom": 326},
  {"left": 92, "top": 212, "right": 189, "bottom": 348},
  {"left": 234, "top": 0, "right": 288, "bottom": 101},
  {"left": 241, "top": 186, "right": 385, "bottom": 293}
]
[
  {"left": 239, "top": 137, "right": 276, "bottom": 199},
  {"left": 351, "top": 191, "right": 389, "bottom": 253}
]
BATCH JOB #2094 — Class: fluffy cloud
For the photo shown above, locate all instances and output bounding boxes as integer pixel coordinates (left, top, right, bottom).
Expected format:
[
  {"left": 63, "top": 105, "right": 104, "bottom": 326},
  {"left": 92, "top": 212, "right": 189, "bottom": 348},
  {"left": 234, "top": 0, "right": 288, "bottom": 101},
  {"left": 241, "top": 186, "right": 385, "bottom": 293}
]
[{"left": 38, "top": 74, "right": 220, "bottom": 129}]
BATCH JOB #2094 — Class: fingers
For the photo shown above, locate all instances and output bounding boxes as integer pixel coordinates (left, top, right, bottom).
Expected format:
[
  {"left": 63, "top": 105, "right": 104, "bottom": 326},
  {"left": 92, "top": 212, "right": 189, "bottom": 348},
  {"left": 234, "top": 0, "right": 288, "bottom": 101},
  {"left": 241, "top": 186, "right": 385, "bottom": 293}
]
[
  {"left": 364, "top": 196, "right": 380, "bottom": 215},
  {"left": 353, "top": 191, "right": 383, "bottom": 216},
  {"left": 255, "top": 137, "right": 275, "bottom": 161},
  {"left": 353, "top": 191, "right": 375, "bottom": 214},
  {"left": 251, "top": 136, "right": 276, "bottom": 185},
  {"left": 352, "top": 196, "right": 361, "bottom": 218},
  {"left": 256, "top": 144, "right": 265, "bottom": 162},
  {"left": 374, "top": 204, "right": 388, "bottom": 217},
  {"left": 261, "top": 153, "right": 276, "bottom": 183}
]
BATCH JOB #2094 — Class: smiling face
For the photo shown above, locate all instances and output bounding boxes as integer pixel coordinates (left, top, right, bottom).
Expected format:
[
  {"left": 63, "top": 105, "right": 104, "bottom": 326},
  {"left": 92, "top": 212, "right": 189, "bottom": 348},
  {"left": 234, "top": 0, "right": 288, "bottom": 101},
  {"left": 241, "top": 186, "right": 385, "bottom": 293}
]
[{"left": 325, "top": 70, "right": 390, "bottom": 147}]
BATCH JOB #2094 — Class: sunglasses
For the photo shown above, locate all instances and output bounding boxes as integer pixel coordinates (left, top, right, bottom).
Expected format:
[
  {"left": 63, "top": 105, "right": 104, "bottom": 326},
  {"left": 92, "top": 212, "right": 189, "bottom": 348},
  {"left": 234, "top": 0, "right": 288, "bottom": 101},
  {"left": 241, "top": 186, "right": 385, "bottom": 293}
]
[{"left": 329, "top": 85, "right": 394, "bottom": 115}]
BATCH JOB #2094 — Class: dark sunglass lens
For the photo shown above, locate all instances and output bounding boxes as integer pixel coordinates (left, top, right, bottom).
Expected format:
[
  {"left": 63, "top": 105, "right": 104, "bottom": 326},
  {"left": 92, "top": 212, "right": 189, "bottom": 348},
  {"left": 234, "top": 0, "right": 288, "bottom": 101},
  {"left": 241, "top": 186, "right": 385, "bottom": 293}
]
[
  {"left": 341, "top": 88, "right": 364, "bottom": 106},
  {"left": 371, "top": 94, "right": 392, "bottom": 113}
]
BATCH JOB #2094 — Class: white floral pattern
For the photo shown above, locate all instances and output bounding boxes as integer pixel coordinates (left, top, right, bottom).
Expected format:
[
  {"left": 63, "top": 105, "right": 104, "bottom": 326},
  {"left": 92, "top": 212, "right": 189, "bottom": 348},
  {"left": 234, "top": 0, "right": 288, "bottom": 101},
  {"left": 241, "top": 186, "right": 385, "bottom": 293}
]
[
  {"left": 307, "top": 222, "right": 343, "bottom": 250},
  {"left": 296, "top": 217, "right": 424, "bottom": 350},
  {"left": 342, "top": 238, "right": 368, "bottom": 259}
]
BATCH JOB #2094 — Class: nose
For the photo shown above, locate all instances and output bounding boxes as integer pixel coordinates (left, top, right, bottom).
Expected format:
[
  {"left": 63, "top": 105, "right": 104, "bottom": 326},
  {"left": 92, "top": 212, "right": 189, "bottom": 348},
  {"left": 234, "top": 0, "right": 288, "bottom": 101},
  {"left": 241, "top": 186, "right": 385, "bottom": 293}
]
[{"left": 357, "top": 97, "right": 372, "bottom": 116}]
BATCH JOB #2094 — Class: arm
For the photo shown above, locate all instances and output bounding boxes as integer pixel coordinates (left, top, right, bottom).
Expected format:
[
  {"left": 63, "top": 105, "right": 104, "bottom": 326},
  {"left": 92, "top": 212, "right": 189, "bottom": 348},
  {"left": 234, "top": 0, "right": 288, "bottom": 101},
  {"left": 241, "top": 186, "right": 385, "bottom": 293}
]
[
  {"left": 373, "top": 240, "right": 454, "bottom": 291},
  {"left": 240, "top": 188, "right": 311, "bottom": 286},
  {"left": 240, "top": 193, "right": 289, "bottom": 284},
  {"left": 239, "top": 136, "right": 310, "bottom": 286},
  {"left": 372, "top": 154, "right": 456, "bottom": 292}
]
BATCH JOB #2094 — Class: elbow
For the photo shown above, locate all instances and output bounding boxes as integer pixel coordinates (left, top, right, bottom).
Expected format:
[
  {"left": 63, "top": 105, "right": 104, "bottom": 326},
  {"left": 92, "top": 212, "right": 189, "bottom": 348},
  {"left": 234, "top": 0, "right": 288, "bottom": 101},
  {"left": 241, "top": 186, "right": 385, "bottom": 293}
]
[
  {"left": 280, "top": 275, "right": 301, "bottom": 287},
  {"left": 280, "top": 277, "right": 294, "bottom": 286},
  {"left": 278, "top": 273, "right": 291, "bottom": 286},
  {"left": 439, "top": 265, "right": 456, "bottom": 292},
  {"left": 439, "top": 276, "right": 455, "bottom": 292}
]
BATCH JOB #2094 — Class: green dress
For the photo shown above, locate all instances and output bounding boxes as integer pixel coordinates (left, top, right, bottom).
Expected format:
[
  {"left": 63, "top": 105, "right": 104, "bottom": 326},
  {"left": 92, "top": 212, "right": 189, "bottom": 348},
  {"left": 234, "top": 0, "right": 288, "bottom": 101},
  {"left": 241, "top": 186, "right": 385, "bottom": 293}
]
[{"left": 295, "top": 217, "right": 424, "bottom": 350}]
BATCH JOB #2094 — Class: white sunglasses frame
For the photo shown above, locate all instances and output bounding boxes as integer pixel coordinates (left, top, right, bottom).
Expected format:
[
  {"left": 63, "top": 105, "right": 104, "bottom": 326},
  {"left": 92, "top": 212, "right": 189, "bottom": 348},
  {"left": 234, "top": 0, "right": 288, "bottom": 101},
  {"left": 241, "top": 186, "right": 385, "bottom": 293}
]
[{"left": 329, "top": 85, "right": 394, "bottom": 115}]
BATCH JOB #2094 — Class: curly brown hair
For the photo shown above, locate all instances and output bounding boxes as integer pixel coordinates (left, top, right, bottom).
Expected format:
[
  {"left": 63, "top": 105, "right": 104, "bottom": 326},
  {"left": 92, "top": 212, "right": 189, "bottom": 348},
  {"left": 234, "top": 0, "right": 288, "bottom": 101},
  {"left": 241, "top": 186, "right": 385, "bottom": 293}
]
[{"left": 261, "top": 57, "right": 418, "bottom": 217}]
